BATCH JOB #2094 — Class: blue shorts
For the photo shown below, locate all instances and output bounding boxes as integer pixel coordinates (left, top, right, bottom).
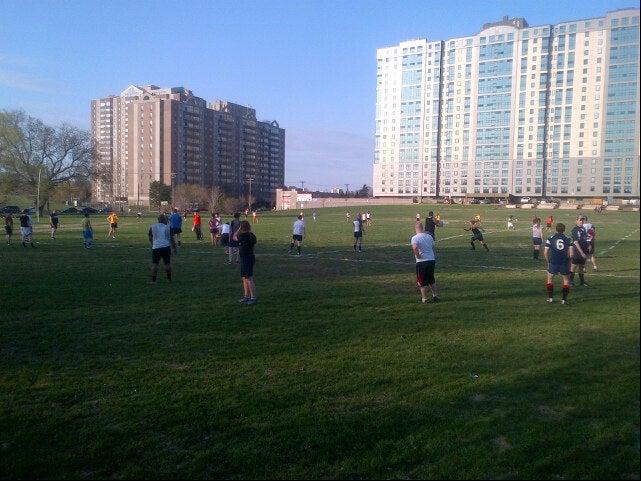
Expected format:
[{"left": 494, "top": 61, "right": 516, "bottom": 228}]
[
  {"left": 548, "top": 262, "right": 570, "bottom": 276},
  {"left": 533, "top": 237, "right": 542, "bottom": 246},
  {"left": 83, "top": 229, "right": 93, "bottom": 240}
]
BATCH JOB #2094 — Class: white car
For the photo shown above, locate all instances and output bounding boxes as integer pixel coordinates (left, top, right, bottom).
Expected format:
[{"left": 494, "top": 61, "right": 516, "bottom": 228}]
[{"left": 520, "top": 196, "right": 531, "bottom": 204}]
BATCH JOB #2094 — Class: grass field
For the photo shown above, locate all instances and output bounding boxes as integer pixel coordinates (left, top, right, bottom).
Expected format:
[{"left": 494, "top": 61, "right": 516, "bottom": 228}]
[{"left": 1, "top": 205, "right": 639, "bottom": 479}]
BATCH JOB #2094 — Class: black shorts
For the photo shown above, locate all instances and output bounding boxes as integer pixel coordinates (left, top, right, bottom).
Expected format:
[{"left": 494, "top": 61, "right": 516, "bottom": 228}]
[
  {"left": 152, "top": 246, "right": 171, "bottom": 265},
  {"left": 240, "top": 254, "right": 255, "bottom": 278},
  {"left": 221, "top": 233, "right": 229, "bottom": 246},
  {"left": 292, "top": 234, "right": 303, "bottom": 242},
  {"left": 170, "top": 227, "right": 182, "bottom": 235},
  {"left": 416, "top": 260, "right": 436, "bottom": 287},
  {"left": 229, "top": 238, "right": 239, "bottom": 248},
  {"left": 533, "top": 237, "right": 542, "bottom": 246},
  {"left": 4, "top": 226, "right": 12, "bottom": 235},
  {"left": 472, "top": 233, "right": 484, "bottom": 242},
  {"left": 571, "top": 256, "right": 586, "bottom": 266},
  {"left": 354, "top": 231, "right": 363, "bottom": 238},
  {"left": 111, "top": 223, "right": 118, "bottom": 229}
]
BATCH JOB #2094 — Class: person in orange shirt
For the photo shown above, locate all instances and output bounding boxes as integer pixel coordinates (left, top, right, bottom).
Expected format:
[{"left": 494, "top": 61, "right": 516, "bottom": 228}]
[
  {"left": 546, "top": 215, "right": 554, "bottom": 231},
  {"left": 192, "top": 210, "right": 203, "bottom": 240},
  {"left": 106, "top": 212, "right": 119, "bottom": 239}
]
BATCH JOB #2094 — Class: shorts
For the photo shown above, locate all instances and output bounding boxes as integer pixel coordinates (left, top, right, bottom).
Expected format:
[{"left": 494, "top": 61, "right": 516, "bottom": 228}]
[
  {"left": 110, "top": 223, "right": 118, "bottom": 229},
  {"left": 588, "top": 240, "right": 595, "bottom": 254},
  {"left": 83, "top": 229, "right": 93, "bottom": 240},
  {"left": 546, "top": 222, "right": 553, "bottom": 228},
  {"left": 20, "top": 227, "right": 32, "bottom": 237},
  {"left": 354, "top": 231, "right": 363, "bottom": 238},
  {"left": 292, "top": 234, "right": 303, "bottom": 242},
  {"left": 548, "top": 262, "right": 570, "bottom": 276},
  {"left": 416, "top": 260, "right": 436, "bottom": 287},
  {"left": 240, "top": 254, "right": 255, "bottom": 278},
  {"left": 152, "top": 246, "right": 172, "bottom": 265},
  {"left": 210, "top": 228, "right": 219, "bottom": 234},
  {"left": 4, "top": 226, "right": 12, "bottom": 235},
  {"left": 472, "top": 233, "right": 484, "bottom": 242},
  {"left": 571, "top": 256, "right": 586, "bottom": 266},
  {"left": 533, "top": 237, "right": 542, "bottom": 246},
  {"left": 170, "top": 227, "right": 182, "bottom": 235},
  {"left": 229, "top": 238, "right": 239, "bottom": 248},
  {"left": 221, "top": 233, "right": 229, "bottom": 246}
]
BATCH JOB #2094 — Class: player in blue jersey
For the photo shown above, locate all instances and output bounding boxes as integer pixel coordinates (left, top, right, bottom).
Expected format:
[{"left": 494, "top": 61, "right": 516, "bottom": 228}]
[
  {"left": 169, "top": 208, "right": 183, "bottom": 247},
  {"left": 464, "top": 218, "right": 489, "bottom": 251},
  {"left": 570, "top": 216, "right": 590, "bottom": 287},
  {"left": 544, "top": 223, "right": 574, "bottom": 305}
]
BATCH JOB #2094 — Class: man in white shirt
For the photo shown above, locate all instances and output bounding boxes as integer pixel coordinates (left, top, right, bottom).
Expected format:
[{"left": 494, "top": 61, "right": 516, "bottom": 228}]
[
  {"left": 289, "top": 215, "right": 305, "bottom": 256},
  {"left": 582, "top": 216, "right": 598, "bottom": 271},
  {"left": 353, "top": 214, "right": 364, "bottom": 252},
  {"left": 148, "top": 214, "right": 176, "bottom": 283},
  {"left": 411, "top": 222, "right": 439, "bottom": 304}
]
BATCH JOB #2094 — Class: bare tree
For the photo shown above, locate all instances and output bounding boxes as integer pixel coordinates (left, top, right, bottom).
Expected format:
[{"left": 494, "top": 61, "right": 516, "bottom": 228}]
[
  {"left": 208, "top": 185, "right": 226, "bottom": 212},
  {"left": 223, "top": 196, "right": 244, "bottom": 214},
  {"left": 173, "top": 184, "right": 209, "bottom": 211},
  {"left": 0, "top": 110, "right": 95, "bottom": 213}
]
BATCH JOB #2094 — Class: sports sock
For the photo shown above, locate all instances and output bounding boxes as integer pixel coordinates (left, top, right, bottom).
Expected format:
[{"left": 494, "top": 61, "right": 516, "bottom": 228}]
[
  {"left": 534, "top": 250, "right": 539, "bottom": 259},
  {"left": 483, "top": 243, "right": 489, "bottom": 251},
  {"left": 470, "top": 241, "right": 475, "bottom": 250},
  {"left": 297, "top": 245, "right": 301, "bottom": 254},
  {"left": 546, "top": 283, "right": 554, "bottom": 298},
  {"left": 579, "top": 273, "right": 585, "bottom": 285},
  {"left": 562, "top": 284, "right": 570, "bottom": 301}
]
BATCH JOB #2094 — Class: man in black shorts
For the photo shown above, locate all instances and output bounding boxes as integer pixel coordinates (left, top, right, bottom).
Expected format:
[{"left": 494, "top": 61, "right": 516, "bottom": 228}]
[
  {"left": 50, "top": 210, "right": 59, "bottom": 239},
  {"left": 570, "top": 216, "right": 589, "bottom": 287},
  {"left": 148, "top": 214, "right": 176, "bottom": 283},
  {"left": 465, "top": 219, "right": 489, "bottom": 251}
]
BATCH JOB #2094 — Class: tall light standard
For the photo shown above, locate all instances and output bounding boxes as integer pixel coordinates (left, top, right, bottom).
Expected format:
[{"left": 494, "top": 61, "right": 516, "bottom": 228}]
[
  {"left": 170, "top": 172, "right": 177, "bottom": 208},
  {"left": 246, "top": 176, "right": 255, "bottom": 211},
  {"left": 36, "top": 166, "right": 42, "bottom": 222}
]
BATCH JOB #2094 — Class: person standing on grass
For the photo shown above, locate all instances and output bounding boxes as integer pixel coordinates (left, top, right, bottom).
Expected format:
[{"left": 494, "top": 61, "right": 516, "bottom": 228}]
[
  {"left": 169, "top": 207, "right": 183, "bottom": 247},
  {"left": 546, "top": 215, "right": 554, "bottom": 231},
  {"left": 582, "top": 216, "right": 598, "bottom": 271},
  {"left": 192, "top": 210, "right": 203, "bottom": 240},
  {"left": 465, "top": 218, "right": 489, "bottom": 251},
  {"left": 426, "top": 211, "right": 443, "bottom": 240},
  {"left": 252, "top": 211, "right": 257, "bottom": 223},
  {"left": 82, "top": 213, "right": 93, "bottom": 249},
  {"left": 106, "top": 211, "right": 119, "bottom": 239},
  {"left": 544, "top": 223, "right": 573, "bottom": 305},
  {"left": 228, "top": 212, "right": 242, "bottom": 264},
  {"left": 148, "top": 213, "right": 176, "bottom": 283},
  {"left": 19, "top": 209, "right": 35, "bottom": 248},
  {"left": 236, "top": 220, "right": 257, "bottom": 304},
  {"left": 411, "top": 222, "right": 440, "bottom": 304},
  {"left": 208, "top": 212, "right": 220, "bottom": 246},
  {"left": 507, "top": 215, "right": 515, "bottom": 230},
  {"left": 353, "top": 212, "right": 364, "bottom": 252},
  {"left": 532, "top": 217, "right": 543, "bottom": 260},
  {"left": 289, "top": 214, "right": 305, "bottom": 256},
  {"left": 49, "top": 210, "right": 59, "bottom": 239},
  {"left": 4, "top": 214, "right": 14, "bottom": 245},
  {"left": 570, "top": 216, "right": 590, "bottom": 287},
  {"left": 346, "top": 211, "right": 350, "bottom": 223},
  {"left": 221, "top": 221, "right": 231, "bottom": 256}
]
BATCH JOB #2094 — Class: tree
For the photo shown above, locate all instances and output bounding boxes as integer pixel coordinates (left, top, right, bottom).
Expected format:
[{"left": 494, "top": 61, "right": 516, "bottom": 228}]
[
  {"left": 356, "top": 184, "right": 371, "bottom": 198},
  {"left": 223, "top": 196, "right": 244, "bottom": 214},
  {"left": 173, "top": 184, "right": 209, "bottom": 211},
  {"left": 149, "top": 181, "right": 172, "bottom": 211},
  {"left": 208, "top": 186, "right": 226, "bottom": 213},
  {"left": 0, "top": 110, "right": 94, "bottom": 213}
]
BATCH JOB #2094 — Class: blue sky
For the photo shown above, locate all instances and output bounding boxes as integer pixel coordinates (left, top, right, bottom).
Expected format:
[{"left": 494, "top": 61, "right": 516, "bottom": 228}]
[{"left": 0, "top": 0, "right": 634, "bottom": 190}]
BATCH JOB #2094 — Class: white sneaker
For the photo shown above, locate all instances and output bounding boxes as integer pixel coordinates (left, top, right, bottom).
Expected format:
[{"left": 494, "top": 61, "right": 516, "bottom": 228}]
[{"left": 546, "top": 298, "right": 553, "bottom": 303}]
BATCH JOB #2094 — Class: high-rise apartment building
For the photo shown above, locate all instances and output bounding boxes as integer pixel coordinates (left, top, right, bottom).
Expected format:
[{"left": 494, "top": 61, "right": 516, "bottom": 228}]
[
  {"left": 91, "top": 86, "right": 285, "bottom": 206},
  {"left": 373, "top": 8, "right": 640, "bottom": 200}
]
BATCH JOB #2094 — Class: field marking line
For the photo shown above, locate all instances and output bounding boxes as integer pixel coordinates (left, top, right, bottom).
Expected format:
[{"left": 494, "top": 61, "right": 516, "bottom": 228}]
[{"left": 598, "top": 228, "right": 640, "bottom": 256}]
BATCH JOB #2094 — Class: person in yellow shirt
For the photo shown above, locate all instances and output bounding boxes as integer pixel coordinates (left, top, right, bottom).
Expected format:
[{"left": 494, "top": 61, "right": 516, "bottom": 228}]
[{"left": 106, "top": 212, "right": 119, "bottom": 239}]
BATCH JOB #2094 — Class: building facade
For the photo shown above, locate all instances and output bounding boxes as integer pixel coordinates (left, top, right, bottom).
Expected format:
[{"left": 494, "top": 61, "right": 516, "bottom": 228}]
[
  {"left": 91, "top": 86, "right": 285, "bottom": 206},
  {"left": 373, "top": 8, "right": 640, "bottom": 200}
]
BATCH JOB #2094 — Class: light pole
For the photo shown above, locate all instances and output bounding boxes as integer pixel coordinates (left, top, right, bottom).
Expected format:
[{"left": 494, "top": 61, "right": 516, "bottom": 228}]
[
  {"left": 36, "top": 166, "right": 42, "bottom": 222},
  {"left": 247, "top": 176, "right": 255, "bottom": 211},
  {"left": 170, "top": 172, "right": 177, "bottom": 208}
]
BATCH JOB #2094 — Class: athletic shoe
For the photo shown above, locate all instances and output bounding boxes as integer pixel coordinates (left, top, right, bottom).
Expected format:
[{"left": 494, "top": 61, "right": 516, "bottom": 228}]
[
  {"left": 561, "top": 300, "right": 569, "bottom": 305},
  {"left": 546, "top": 298, "right": 554, "bottom": 303},
  {"left": 245, "top": 298, "right": 257, "bottom": 305},
  {"left": 593, "top": 266, "right": 598, "bottom": 271},
  {"left": 570, "top": 281, "right": 576, "bottom": 287},
  {"left": 432, "top": 296, "right": 440, "bottom": 302},
  {"left": 580, "top": 282, "right": 590, "bottom": 287},
  {"left": 239, "top": 297, "right": 250, "bottom": 303},
  {"left": 420, "top": 298, "right": 430, "bottom": 304}
]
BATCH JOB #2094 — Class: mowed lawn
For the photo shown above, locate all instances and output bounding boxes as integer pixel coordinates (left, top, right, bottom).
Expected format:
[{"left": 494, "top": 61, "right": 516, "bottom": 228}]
[{"left": 0, "top": 205, "right": 639, "bottom": 479}]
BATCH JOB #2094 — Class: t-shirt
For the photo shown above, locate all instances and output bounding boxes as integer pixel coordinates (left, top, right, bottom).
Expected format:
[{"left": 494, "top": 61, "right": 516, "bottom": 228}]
[
  {"left": 545, "top": 233, "right": 572, "bottom": 264},
  {"left": 532, "top": 225, "right": 543, "bottom": 239},
  {"left": 411, "top": 232, "right": 436, "bottom": 263},
  {"left": 546, "top": 216, "right": 554, "bottom": 224},
  {"left": 107, "top": 214, "right": 118, "bottom": 224},
  {"left": 19, "top": 214, "right": 31, "bottom": 228},
  {"left": 221, "top": 223, "right": 231, "bottom": 235},
  {"left": 169, "top": 212, "right": 183, "bottom": 229},
  {"left": 583, "top": 223, "right": 595, "bottom": 241},
  {"left": 4, "top": 216, "right": 13, "bottom": 226},
  {"left": 426, "top": 217, "right": 437, "bottom": 237},
  {"left": 208, "top": 217, "right": 219, "bottom": 230},
  {"left": 81, "top": 218, "right": 92, "bottom": 230},
  {"left": 149, "top": 223, "right": 171, "bottom": 249},
  {"left": 571, "top": 226, "right": 589, "bottom": 254},
  {"left": 230, "top": 219, "right": 241, "bottom": 236},
  {"left": 193, "top": 213, "right": 201, "bottom": 226},
  {"left": 293, "top": 220, "right": 305, "bottom": 236},
  {"left": 353, "top": 219, "right": 363, "bottom": 233},
  {"left": 238, "top": 232, "right": 257, "bottom": 256}
]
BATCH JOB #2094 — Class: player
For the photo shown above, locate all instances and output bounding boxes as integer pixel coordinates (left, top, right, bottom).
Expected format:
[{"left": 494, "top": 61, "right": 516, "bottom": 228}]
[
  {"left": 148, "top": 213, "right": 176, "bottom": 283},
  {"left": 50, "top": 210, "right": 59, "bottom": 239},
  {"left": 289, "top": 214, "right": 305, "bottom": 256},
  {"left": 221, "top": 221, "right": 231, "bottom": 256},
  {"left": 416, "top": 212, "right": 421, "bottom": 222},
  {"left": 82, "top": 213, "right": 93, "bottom": 248},
  {"left": 192, "top": 210, "right": 203, "bottom": 240},
  {"left": 252, "top": 211, "right": 257, "bottom": 223},
  {"left": 465, "top": 218, "right": 489, "bottom": 251},
  {"left": 346, "top": 211, "right": 351, "bottom": 223},
  {"left": 544, "top": 223, "right": 573, "bottom": 305},
  {"left": 545, "top": 215, "right": 554, "bottom": 231},
  {"left": 353, "top": 213, "right": 364, "bottom": 252},
  {"left": 473, "top": 214, "right": 481, "bottom": 222},
  {"left": 425, "top": 211, "right": 442, "bottom": 241},
  {"left": 228, "top": 212, "right": 242, "bottom": 264},
  {"left": 19, "top": 209, "right": 35, "bottom": 248},
  {"left": 411, "top": 222, "right": 440, "bottom": 304},
  {"left": 569, "top": 216, "right": 590, "bottom": 287},
  {"left": 312, "top": 211, "right": 317, "bottom": 222},
  {"left": 582, "top": 216, "right": 598, "bottom": 271},
  {"left": 235, "top": 220, "right": 258, "bottom": 305},
  {"left": 208, "top": 212, "right": 220, "bottom": 246},
  {"left": 169, "top": 208, "right": 183, "bottom": 247},
  {"left": 365, "top": 211, "right": 372, "bottom": 226},
  {"left": 532, "top": 217, "right": 543, "bottom": 259},
  {"left": 106, "top": 211, "right": 119, "bottom": 239},
  {"left": 507, "top": 215, "right": 515, "bottom": 230},
  {"left": 4, "top": 213, "right": 14, "bottom": 245}
]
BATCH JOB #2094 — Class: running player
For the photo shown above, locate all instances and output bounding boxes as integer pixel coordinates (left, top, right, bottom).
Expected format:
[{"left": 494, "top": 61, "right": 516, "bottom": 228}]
[
  {"left": 425, "top": 211, "right": 442, "bottom": 241},
  {"left": 346, "top": 211, "right": 351, "bottom": 223},
  {"left": 289, "top": 214, "right": 305, "bottom": 256},
  {"left": 169, "top": 208, "right": 183, "bottom": 247},
  {"left": 19, "top": 209, "right": 35, "bottom": 247},
  {"left": 50, "top": 210, "right": 59, "bottom": 239},
  {"left": 532, "top": 217, "right": 543, "bottom": 259},
  {"left": 82, "top": 213, "right": 93, "bottom": 248},
  {"left": 582, "top": 216, "right": 598, "bottom": 271},
  {"left": 545, "top": 215, "right": 554, "bottom": 231},
  {"left": 507, "top": 215, "right": 515, "bottom": 230},
  {"left": 465, "top": 218, "right": 489, "bottom": 251},
  {"left": 4, "top": 214, "right": 13, "bottom": 245},
  {"left": 366, "top": 211, "right": 372, "bottom": 226},
  {"left": 569, "top": 216, "right": 590, "bottom": 287},
  {"left": 411, "top": 222, "right": 439, "bottom": 304},
  {"left": 106, "top": 211, "right": 119, "bottom": 238},
  {"left": 228, "top": 212, "right": 241, "bottom": 264},
  {"left": 236, "top": 220, "right": 258, "bottom": 305},
  {"left": 353, "top": 213, "right": 364, "bottom": 252},
  {"left": 148, "top": 213, "right": 176, "bottom": 283},
  {"left": 544, "top": 222, "right": 573, "bottom": 305}
]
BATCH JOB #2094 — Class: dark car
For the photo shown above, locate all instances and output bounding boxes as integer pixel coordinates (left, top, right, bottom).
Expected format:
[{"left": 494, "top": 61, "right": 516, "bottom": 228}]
[
  {"left": 0, "top": 205, "right": 21, "bottom": 214},
  {"left": 80, "top": 207, "right": 99, "bottom": 215},
  {"left": 469, "top": 199, "right": 481, "bottom": 205},
  {"left": 59, "top": 207, "right": 80, "bottom": 215}
]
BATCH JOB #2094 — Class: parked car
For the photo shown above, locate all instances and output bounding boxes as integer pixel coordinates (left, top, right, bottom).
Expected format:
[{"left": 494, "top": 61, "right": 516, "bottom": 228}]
[
  {"left": 80, "top": 207, "right": 99, "bottom": 215},
  {"left": 59, "top": 207, "right": 80, "bottom": 215},
  {"left": 469, "top": 199, "right": 481, "bottom": 205},
  {"left": 26, "top": 207, "right": 36, "bottom": 215},
  {"left": 520, "top": 196, "right": 531, "bottom": 204},
  {"left": 478, "top": 199, "right": 491, "bottom": 204},
  {"left": 0, "top": 205, "right": 21, "bottom": 214}
]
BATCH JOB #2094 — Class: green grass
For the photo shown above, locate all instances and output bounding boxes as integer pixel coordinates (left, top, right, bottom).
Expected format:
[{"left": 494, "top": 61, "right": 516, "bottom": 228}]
[{"left": 1, "top": 206, "right": 639, "bottom": 479}]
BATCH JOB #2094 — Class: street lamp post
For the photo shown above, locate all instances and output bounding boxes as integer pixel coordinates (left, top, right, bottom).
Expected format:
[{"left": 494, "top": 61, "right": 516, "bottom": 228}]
[
  {"left": 247, "top": 176, "right": 255, "bottom": 211},
  {"left": 36, "top": 166, "right": 42, "bottom": 222}
]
